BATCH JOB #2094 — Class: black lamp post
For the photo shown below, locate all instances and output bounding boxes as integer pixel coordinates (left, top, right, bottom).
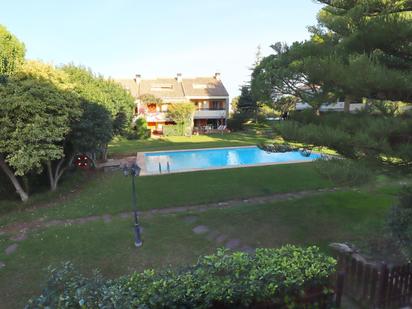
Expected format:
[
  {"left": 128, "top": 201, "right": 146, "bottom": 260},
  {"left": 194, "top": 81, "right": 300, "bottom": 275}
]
[{"left": 123, "top": 163, "right": 143, "bottom": 247}]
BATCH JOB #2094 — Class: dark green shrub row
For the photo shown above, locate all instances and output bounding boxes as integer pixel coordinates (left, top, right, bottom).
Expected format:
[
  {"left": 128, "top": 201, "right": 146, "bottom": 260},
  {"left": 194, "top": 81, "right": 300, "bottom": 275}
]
[
  {"left": 313, "top": 157, "right": 374, "bottom": 186},
  {"left": 26, "top": 246, "right": 336, "bottom": 309},
  {"left": 277, "top": 113, "right": 412, "bottom": 165}
]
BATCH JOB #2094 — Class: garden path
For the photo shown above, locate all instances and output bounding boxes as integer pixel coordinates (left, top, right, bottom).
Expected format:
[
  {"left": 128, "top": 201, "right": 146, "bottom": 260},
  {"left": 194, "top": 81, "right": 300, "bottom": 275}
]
[{"left": 1, "top": 187, "right": 342, "bottom": 258}]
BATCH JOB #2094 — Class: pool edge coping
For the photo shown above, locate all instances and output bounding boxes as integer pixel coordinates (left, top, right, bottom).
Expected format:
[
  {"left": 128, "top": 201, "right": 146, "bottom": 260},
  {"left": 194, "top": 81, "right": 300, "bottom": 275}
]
[{"left": 136, "top": 145, "right": 322, "bottom": 176}]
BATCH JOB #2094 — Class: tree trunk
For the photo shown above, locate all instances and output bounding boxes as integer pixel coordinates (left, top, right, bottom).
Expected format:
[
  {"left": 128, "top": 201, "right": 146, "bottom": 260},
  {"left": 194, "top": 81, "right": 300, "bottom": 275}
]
[
  {"left": 46, "top": 158, "right": 68, "bottom": 191},
  {"left": 101, "top": 145, "right": 108, "bottom": 162},
  {"left": 0, "top": 156, "right": 29, "bottom": 202},
  {"left": 22, "top": 176, "right": 30, "bottom": 196},
  {"left": 344, "top": 97, "right": 351, "bottom": 113},
  {"left": 46, "top": 161, "right": 57, "bottom": 191}
]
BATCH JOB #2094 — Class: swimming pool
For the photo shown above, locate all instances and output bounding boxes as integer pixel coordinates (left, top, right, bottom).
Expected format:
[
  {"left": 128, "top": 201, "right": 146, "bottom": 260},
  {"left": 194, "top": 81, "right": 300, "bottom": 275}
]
[{"left": 142, "top": 146, "right": 321, "bottom": 174}]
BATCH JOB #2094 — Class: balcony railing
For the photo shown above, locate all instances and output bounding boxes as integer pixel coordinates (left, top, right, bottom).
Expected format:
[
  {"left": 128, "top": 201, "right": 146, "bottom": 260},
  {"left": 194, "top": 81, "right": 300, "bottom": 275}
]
[
  {"left": 196, "top": 107, "right": 226, "bottom": 111},
  {"left": 194, "top": 109, "right": 226, "bottom": 119}
]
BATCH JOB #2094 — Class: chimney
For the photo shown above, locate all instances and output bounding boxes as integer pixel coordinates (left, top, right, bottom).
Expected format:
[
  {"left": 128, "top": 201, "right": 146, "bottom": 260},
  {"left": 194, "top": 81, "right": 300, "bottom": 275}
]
[
  {"left": 176, "top": 73, "right": 182, "bottom": 82},
  {"left": 134, "top": 74, "right": 141, "bottom": 84},
  {"left": 214, "top": 72, "right": 221, "bottom": 81}
]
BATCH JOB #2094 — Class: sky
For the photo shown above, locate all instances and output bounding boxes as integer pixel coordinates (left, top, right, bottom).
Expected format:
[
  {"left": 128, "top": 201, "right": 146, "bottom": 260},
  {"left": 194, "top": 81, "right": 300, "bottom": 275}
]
[{"left": 0, "top": 0, "right": 324, "bottom": 98}]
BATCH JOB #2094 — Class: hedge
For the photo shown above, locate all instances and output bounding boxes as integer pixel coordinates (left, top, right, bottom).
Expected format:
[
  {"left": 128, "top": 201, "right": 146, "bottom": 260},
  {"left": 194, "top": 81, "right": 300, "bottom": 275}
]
[
  {"left": 163, "top": 123, "right": 192, "bottom": 136},
  {"left": 163, "top": 125, "right": 182, "bottom": 136},
  {"left": 25, "top": 246, "right": 337, "bottom": 308}
]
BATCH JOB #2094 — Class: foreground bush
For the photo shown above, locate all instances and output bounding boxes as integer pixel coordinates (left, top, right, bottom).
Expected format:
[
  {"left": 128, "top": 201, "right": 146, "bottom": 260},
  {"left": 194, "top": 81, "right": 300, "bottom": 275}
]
[{"left": 26, "top": 246, "right": 336, "bottom": 308}]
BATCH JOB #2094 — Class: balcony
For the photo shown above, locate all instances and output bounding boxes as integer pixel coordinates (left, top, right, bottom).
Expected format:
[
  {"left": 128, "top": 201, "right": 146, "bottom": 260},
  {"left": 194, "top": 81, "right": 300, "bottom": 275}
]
[
  {"left": 143, "top": 111, "right": 168, "bottom": 122},
  {"left": 194, "top": 108, "right": 226, "bottom": 119}
]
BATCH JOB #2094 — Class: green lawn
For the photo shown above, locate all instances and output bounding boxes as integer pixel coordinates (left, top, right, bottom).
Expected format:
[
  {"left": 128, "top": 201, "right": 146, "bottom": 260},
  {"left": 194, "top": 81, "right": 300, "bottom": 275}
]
[
  {"left": 0, "top": 131, "right": 404, "bottom": 308},
  {"left": 0, "top": 163, "right": 333, "bottom": 227},
  {"left": 0, "top": 189, "right": 397, "bottom": 308},
  {"left": 108, "top": 132, "right": 273, "bottom": 156},
  {"left": 194, "top": 190, "right": 394, "bottom": 253},
  {"left": 0, "top": 215, "right": 216, "bottom": 308}
]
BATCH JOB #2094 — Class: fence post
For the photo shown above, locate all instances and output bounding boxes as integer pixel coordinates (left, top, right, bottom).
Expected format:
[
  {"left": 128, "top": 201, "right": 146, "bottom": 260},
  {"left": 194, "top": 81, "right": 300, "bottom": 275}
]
[
  {"left": 376, "top": 262, "right": 389, "bottom": 309},
  {"left": 335, "top": 271, "right": 345, "bottom": 308}
]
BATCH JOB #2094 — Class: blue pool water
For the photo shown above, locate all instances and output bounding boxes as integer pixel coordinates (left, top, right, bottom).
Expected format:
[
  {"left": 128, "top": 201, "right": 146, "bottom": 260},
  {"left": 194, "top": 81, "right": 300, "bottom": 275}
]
[{"left": 144, "top": 146, "right": 321, "bottom": 173}]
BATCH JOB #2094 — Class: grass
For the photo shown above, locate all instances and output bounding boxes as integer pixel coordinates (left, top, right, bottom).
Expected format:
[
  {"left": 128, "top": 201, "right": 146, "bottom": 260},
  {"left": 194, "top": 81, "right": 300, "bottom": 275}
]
[
  {"left": 0, "top": 215, "right": 216, "bottom": 308},
  {"left": 0, "top": 131, "right": 406, "bottom": 308},
  {"left": 194, "top": 190, "right": 394, "bottom": 253},
  {"left": 0, "top": 188, "right": 397, "bottom": 308},
  {"left": 0, "top": 163, "right": 333, "bottom": 227},
  {"left": 108, "top": 132, "right": 272, "bottom": 156}
]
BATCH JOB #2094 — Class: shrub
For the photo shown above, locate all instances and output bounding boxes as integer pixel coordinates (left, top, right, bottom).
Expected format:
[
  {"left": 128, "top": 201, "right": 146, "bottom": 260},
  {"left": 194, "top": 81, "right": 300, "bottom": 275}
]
[
  {"left": 26, "top": 246, "right": 337, "bottom": 308},
  {"left": 313, "top": 157, "right": 374, "bottom": 186},
  {"left": 278, "top": 121, "right": 354, "bottom": 158},
  {"left": 163, "top": 125, "right": 182, "bottom": 136},
  {"left": 167, "top": 103, "right": 195, "bottom": 136},
  {"left": 125, "top": 118, "right": 150, "bottom": 140},
  {"left": 289, "top": 109, "right": 321, "bottom": 125},
  {"left": 387, "top": 186, "right": 412, "bottom": 259},
  {"left": 227, "top": 112, "right": 250, "bottom": 131},
  {"left": 163, "top": 123, "right": 192, "bottom": 136},
  {"left": 112, "top": 110, "right": 128, "bottom": 136}
]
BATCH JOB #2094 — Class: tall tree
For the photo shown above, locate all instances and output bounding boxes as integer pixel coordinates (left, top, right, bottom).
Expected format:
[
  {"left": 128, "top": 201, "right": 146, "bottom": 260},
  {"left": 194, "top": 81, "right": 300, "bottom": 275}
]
[
  {"left": 311, "top": 0, "right": 412, "bottom": 104},
  {"left": 251, "top": 42, "right": 337, "bottom": 115},
  {"left": 61, "top": 64, "right": 136, "bottom": 152},
  {"left": 237, "top": 85, "right": 257, "bottom": 114},
  {"left": 0, "top": 25, "right": 25, "bottom": 77},
  {"left": 0, "top": 61, "right": 80, "bottom": 200},
  {"left": 69, "top": 102, "right": 113, "bottom": 163},
  {"left": 61, "top": 64, "right": 135, "bottom": 117}
]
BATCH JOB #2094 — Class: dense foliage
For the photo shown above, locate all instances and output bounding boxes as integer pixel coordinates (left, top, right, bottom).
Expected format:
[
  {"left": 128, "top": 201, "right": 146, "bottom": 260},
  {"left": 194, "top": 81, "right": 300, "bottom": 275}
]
[
  {"left": 0, "top": 26, "right": 137, "bottom": 201},
  {"left": 61, "top": 64, "right": 135, "bottom": 117},
  {"left": 252, "top": 42, "right": 337, "bottom": 114},
  {"left": 124, "top": 118, "right": 151, "bottom": 140},
  {"left": 387, "top": 186, "right": 412, "bottom": 259},
  {"left": 68, "top": 102, "right": 113, "bottom": 161},
  {"left": 0, "top": 61, "right": 81, "bottom": 200},
  {"left": 26, "top": 246, "right": 337, "bottom": 309},
  {"left": 167, "top": 103, "right": 195, "bottom": 136},
  {"left": 251, "top": 0, "right": 412, "bottom": 113},
  {"left": 0, "top": 25, "right": 25, "bottom": 77},
  {"left": 277, "top": 112, "right": 412, "bottom": 166},
  {"left": 163, "top": 124, "right": 184, "bottom": 136},
  {"left": 313, "top": 157, "right": 373, "bottom": 186},
  {"left": 314, "top": 0, "right": 412, "bottom": 103}
]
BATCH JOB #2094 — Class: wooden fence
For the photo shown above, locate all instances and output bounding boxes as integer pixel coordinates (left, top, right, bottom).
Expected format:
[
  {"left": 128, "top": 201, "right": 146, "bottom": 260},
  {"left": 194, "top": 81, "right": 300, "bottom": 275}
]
[{"left": 336, "top": 252, "right": 412, "bottom": 308}]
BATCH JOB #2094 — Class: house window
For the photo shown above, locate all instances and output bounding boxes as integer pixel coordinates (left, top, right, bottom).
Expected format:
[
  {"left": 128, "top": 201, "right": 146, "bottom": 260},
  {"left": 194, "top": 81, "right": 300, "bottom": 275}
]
[{"left": 211, "top": 101, "right": 222, "bottom": 110}]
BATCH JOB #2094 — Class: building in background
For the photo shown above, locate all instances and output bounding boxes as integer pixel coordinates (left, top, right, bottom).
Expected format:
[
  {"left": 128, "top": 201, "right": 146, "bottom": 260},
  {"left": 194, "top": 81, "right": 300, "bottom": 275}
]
[{"left": 118, "top": 73, "right": 229, "bottom": 134}]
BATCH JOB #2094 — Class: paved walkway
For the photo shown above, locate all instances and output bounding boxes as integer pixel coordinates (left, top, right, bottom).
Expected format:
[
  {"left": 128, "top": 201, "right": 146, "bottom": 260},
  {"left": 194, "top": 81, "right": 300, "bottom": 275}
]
[{"left": 1, "top": 187, "right": 340, "bottom": 236}]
